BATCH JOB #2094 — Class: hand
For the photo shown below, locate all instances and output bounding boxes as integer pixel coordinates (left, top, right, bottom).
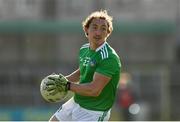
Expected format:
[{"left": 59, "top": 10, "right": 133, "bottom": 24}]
[{"left": 46, "top": 74, "right": 70, "bottom": 95}]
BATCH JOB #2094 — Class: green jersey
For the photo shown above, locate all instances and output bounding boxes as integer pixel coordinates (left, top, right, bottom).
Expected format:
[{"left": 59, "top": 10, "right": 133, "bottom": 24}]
[{"left": 74, "top": 42, "right": 121, "bottom": 111}]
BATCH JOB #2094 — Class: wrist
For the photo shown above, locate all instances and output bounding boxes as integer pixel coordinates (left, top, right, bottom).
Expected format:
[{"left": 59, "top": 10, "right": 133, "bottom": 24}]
[{"left": 66, "top": 82, "right": 71, "bottom": 90}]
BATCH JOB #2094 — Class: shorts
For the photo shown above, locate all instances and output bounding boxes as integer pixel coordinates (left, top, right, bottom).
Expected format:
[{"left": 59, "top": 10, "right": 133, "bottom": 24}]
[{"left": 54, "top": 97, "right": 111, "bottom": 121}]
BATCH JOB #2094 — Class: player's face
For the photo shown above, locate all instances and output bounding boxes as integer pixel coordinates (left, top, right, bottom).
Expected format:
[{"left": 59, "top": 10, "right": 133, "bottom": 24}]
[{"left": 85, "top": 18, "right": 109, "bottom": 49}]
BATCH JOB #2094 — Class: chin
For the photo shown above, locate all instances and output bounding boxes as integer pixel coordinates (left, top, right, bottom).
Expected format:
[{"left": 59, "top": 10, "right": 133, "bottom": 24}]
[{"left": 97, "top": 40, "right": 104, "bottom": 44}]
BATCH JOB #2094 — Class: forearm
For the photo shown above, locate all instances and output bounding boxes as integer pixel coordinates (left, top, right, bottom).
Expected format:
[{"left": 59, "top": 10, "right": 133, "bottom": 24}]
[
  {"left": 68, "top": 72, "right": 110, "bottom": 97},
  {"left": 69, "top": 82, "right": 100, "bottom": 97},
  {"left": 65, "top": 68, "right": 80, "bottom": 83}
]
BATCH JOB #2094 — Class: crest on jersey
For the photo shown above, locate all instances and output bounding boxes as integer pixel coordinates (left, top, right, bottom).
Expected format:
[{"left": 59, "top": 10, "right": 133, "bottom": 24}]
[{"left": 89, "top": 59, "right": 96, "bottom": 67}]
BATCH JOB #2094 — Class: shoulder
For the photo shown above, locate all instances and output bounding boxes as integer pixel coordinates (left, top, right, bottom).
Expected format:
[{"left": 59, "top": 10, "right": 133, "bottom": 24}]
[
  {"left": 80, "top": 43, "right": 90, "bottom": 50},
  {"left": 98, "top": 43, "right": 121, "bottom": 67},
  {"left": 99, "top": 44, "right": 109, "bottom": 60},
  {"left": 99, "top": 43, "right": 119, "bottom": 60}
]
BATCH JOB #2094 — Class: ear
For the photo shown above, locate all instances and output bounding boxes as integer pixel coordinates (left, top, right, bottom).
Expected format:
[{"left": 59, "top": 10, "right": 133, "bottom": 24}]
[
  {"left": 106, "top": 30, "right": 111, "bottom": 38},
  {"left": 84, "top": 27, "right": 89, "bottom": 36}
]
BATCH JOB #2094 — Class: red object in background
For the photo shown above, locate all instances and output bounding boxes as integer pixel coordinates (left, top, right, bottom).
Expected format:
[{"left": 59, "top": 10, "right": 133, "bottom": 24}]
[{"left": 118, "top": 88, "right": 134, "bottom": 108}]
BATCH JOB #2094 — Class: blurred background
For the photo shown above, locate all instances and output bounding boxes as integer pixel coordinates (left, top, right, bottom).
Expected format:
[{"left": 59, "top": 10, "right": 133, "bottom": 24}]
[{"left": 0, "top": 0, "right": 179, "bottom": 121}]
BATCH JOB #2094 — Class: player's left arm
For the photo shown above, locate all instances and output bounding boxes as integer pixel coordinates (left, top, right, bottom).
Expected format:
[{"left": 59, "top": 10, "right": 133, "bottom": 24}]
[
  {"left": 47, "top": 58, "right": 119, "bottom": 96},
  {"left": 47, "top": 72, "right": 110, "bottom": 96},
  {"left": 65, "top": 68, "right": 80, "bottom": 83},
  {"left": 69, "top": 57, "right": 120, "bottom": 97},
  {"left": 70, "top": 72, "right": 111, "bottom": 97}
]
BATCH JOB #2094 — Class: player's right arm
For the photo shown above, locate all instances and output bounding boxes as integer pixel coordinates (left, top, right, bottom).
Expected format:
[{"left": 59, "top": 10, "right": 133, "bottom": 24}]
[{"left": 65, "top": 68, "right": 80, "bottom": 83}]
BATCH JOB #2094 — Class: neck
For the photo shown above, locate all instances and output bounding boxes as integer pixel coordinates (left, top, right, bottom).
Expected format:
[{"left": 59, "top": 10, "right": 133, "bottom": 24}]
[{"left": 90, "top": 41, "right": 105, "bottom": 51}]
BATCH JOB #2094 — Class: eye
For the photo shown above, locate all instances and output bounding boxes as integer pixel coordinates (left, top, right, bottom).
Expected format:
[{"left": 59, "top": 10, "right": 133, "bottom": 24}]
[
  {"left": 101, "top": 27, "right": 107, "bottom": 32},
  {"left": 92, "top": 26, "right": 97, "bottom": 30},
  {"left": 102, "top": 27, "right": 106, "bottom": 31}
]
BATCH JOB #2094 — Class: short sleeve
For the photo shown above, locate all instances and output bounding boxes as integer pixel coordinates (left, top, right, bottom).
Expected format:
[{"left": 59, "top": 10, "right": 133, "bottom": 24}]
[{"left": 96, "top": 58, "right": 120, "bottom": 77}]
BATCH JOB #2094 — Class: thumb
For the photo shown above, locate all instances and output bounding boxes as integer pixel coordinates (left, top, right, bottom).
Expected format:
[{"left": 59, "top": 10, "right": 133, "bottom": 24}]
[{"left": 59, "top": 73, "right": 64, "bottom": 78}]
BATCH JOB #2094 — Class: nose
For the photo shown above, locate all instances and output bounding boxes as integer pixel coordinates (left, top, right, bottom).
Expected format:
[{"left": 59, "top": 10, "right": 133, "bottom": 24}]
[{"left": 95, "top": 29, "right": 101, "bottom": 36}]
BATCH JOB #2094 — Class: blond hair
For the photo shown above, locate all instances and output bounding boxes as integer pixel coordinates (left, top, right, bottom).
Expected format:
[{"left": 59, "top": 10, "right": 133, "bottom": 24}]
[{"left": 82, "top": 10, "right": 113, "bottom": 36}]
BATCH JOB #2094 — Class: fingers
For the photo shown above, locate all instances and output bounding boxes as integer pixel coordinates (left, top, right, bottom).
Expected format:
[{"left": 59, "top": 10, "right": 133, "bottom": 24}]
[
  {"left": 48, "top": 74, "right": 66, "bottom": 82},
  {"left": 46, "top": 84, "right": 61, "bottom": 95},
  {"left": 48, "top": 86, "right": 64, "bottom": 96},
  {"left": 48, "top": 76, "right": 57, "bottom": 81},
  {"left": 46, "top": 79, "right": 56, "bottom": 91},
  {"left": 49, "top": 89, "right": 58, "bottom": 96},
  {"left": 46, "top": 81, "right": 64, "bottom": 93},
  {"left": 58, "top": 74, "right": 68, "bottom": 82},
  {"left": 46, "top": 85, "right": 56, "bottom": 92},
  {"left": 46, "top": 79, "right": 55, "bottom": 86},
  {"left": 58, "top": 74, "right": 64, "bottom": 79}
]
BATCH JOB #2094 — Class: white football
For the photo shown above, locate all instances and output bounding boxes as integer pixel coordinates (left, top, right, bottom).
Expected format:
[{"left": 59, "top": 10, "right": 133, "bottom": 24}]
[{"left": 40, "top": 74, "right": 68, "bottom": 103}]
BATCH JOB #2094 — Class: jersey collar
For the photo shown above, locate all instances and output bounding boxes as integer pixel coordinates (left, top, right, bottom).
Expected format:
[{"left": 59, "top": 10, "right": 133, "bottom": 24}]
[{"left": 95, "top": 42, "right": 107, "bottom": 52}]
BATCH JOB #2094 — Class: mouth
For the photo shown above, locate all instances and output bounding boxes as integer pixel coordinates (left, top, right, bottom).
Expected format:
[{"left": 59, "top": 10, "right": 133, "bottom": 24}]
[{"left": 93, "top": 36, "right": 101, "bottom": 40}]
